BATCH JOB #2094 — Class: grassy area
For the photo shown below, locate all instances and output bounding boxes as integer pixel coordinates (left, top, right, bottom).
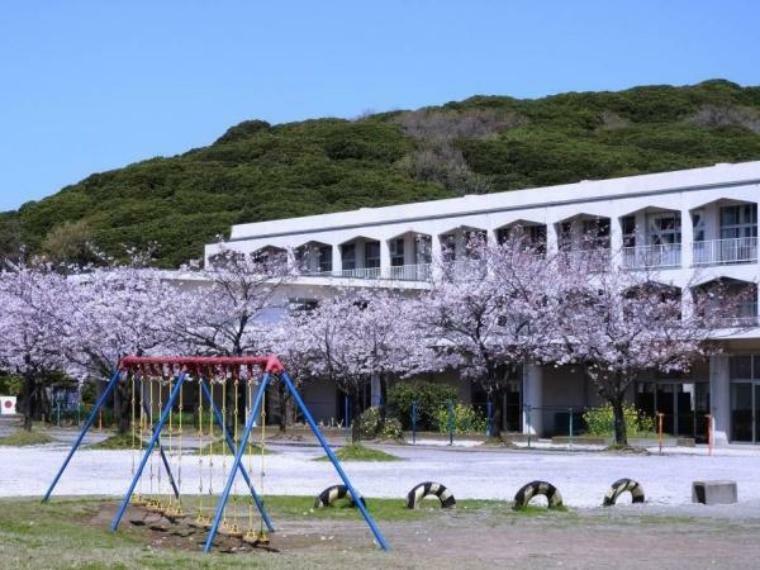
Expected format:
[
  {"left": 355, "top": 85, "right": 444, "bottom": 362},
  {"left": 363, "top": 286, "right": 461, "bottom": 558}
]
[
  {"left": 190, "top": 438, "right": 275, "bottom": 456},
  {"left": 0, "top": 496, "right": 510, "bottom": 568},
  {"left": 0, "top": 429, "right": 54, "bottom": 446},
  {"left": 0, "top": 496, "right": 752, "bottom": 569},
  {"left": 87, "top": 432, "right": 141, "bottom": 450},
  {"left": 314, "top": 443, "right": 401, "bottom": 462}
]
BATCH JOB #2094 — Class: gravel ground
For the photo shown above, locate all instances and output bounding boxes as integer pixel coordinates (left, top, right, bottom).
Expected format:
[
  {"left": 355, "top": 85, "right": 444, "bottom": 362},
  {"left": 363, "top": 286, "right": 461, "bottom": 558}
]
[{"left": 4, "top": 435, "right": 760, "bottom": 515}]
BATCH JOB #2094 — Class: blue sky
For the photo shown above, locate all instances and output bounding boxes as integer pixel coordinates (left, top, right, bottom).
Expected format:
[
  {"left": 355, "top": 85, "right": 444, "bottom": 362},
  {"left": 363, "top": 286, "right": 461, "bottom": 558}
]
[{"left": 1, "top": 1, "right": 758, "bottom": 211}]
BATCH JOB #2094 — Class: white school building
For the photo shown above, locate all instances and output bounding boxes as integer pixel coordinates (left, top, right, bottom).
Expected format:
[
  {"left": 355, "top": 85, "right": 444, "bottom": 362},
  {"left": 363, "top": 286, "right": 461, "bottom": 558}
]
[{"left": 204, "top": 161, "right": 760, "bottom": 446}]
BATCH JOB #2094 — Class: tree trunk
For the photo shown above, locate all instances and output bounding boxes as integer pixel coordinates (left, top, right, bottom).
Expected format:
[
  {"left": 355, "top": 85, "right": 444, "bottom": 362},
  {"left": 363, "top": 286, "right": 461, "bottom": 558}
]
[
  {"left": 21, "top": 372, "right": 34, "bottom": 431},
  {"left": 490, "top": 387, "right": 505, "bottom": 440},
  {"left": 114, "top": 379, "right": 131, "bottom": 435},
  {"left": 379, "top": 375, "right": 388, "bottom": 422},
  {"left": 350, "top": 389, "right": 361, "bottom": 444},
  {"left": 611, "top": 397, "right": 628, "bottom": 447}
]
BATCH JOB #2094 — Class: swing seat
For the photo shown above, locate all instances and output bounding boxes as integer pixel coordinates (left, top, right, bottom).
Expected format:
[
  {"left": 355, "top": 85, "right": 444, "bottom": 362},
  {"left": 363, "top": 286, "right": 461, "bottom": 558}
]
[
  {"left": 218, "top": 524, "right": 244, "bottom": 539},
  {"left": 188, "top": 516, "right": 211, "bottom": 529},
  {"left": 242, "top": 530, "right": 269, "bottom": 546}
]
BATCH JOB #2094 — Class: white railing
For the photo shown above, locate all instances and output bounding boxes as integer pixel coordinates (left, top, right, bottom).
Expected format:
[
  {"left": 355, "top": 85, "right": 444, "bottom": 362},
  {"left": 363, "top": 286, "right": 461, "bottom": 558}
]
[
  {"left": 716, "top": 303, "right": 760, "bottom": 328},
  {"left": 299, "top": 263, "right": 432, "bottom": 282},
  {"left": 693, "top": 237, "right": 758, "bottom": 266},
  {"left": 622, "top": 244, "right": 682, "bottom": 269},
  {"left": 388, "top": 264, "right": 432, "bottom": 281}
]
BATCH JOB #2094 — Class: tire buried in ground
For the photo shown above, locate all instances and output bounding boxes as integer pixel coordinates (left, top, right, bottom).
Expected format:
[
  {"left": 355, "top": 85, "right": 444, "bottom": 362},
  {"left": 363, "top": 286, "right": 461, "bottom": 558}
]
[
  {"left": 314, "top": 484, "right": 366, "bottom": 509},
  {"left": 512, "top": 480, "right": 564, "bottom": 510},
  {"left": 603, "top": 478, "right": 645, "bottom": 506},
  {"left": 406, "top": 481, "right": 456, "bottom": 509}
]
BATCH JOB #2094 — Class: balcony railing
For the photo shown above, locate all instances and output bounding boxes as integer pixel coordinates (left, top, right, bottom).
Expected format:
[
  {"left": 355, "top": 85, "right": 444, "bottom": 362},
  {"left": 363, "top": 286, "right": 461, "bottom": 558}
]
[
  {"left": 693, "top": 237, "right": 758, "bottom": 266},
  {"left": 622, "top": 244, "right": 681, "bottom": 269},
  {"left": 299, "top": 263, "right": 431, "bottom": 282}
]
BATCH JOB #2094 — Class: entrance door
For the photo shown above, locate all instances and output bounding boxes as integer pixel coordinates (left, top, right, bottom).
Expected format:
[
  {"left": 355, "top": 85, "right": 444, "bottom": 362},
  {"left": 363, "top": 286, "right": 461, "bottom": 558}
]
[
  {"left": 731, "top": 382, "right": 753, "bottom": 442},
  {"left": 636, "top": 381, "right": 710, "bottom": 441}
]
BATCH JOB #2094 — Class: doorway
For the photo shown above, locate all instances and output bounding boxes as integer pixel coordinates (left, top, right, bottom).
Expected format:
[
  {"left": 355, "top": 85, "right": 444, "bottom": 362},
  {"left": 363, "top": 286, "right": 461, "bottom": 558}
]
[
  {"left": 730, "top": 382, "right": 760, "bottom": 442},
  {"left": 635, "top": 381, "right": 710, "bottom": 442}
]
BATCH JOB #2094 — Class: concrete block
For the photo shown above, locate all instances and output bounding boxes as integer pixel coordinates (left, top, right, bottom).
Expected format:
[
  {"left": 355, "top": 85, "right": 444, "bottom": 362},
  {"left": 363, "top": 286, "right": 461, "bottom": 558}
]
[{"left": 692, "top": 480, "right": 737, "bottom": 505}]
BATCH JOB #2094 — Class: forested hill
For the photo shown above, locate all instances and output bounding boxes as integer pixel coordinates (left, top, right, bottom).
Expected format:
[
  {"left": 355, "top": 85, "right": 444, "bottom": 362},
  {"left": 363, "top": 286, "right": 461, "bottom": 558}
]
[{"left": 3, "top": 79, "right": 760, "bottom": 267}]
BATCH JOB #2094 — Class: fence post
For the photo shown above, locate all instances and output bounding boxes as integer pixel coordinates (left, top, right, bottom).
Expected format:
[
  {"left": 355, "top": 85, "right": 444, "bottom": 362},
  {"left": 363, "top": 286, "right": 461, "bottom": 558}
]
[
  {"left": 411, "top": 400, "right": 417, "bottom": 445},
  {"left": 344, "top": 394, "right": 350, "bottom": 442},
  {"left": 657, "top": 412, "right": 664, "bottom": 455},
  {"left": 486, "top": 400, "right": 493, "bottom": 438},
  {"left": 568, "top": 407, "right": 573, "bottom": 449},
  {"left": 447, "top": 400, "right": 454, "bottom": 446}
]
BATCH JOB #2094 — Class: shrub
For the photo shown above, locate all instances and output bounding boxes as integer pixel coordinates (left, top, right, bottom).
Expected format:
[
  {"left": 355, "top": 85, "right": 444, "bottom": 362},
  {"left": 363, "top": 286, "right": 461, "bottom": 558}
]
[
  {"left": 435, "top": 403, "right": 487, "bottom": 434},
  {"left": 356, "top": 407, "right": 403, "bottom": 441},
  {"left": 583, "top": 403, "right": 655, "bottom": 437},
  {"left": 388, "top": 381, "right": 459, "bottom": 431}
]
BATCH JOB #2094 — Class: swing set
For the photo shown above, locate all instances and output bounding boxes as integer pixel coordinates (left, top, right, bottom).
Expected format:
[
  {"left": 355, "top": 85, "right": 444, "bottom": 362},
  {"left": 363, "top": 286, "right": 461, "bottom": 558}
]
[{"left": 42, "top": 355, "right": 389, "bottom": 553}]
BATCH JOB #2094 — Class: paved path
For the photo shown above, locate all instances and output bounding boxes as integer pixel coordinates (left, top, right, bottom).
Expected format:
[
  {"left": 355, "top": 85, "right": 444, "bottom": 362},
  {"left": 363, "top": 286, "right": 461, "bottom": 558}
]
[{"left": 4, "top": 439, "right": 760, "bottom": 510}]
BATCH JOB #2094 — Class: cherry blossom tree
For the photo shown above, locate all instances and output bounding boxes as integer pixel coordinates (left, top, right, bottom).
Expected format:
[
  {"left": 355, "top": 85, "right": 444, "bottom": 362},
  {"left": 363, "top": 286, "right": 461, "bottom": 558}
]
[
  {"left": 174, "top": 245, "right": 290, "bottom": 357},
  {"left": 413, "top": 234, "right": 557, "bottom": 438},
  {"left": 277, "top": 288, "right": 418, "bottom": 441},
  {"left": 544, "top": 254, "right": 749, "bottom": 447},
  {"left": 0, "top": 263, "right": 70, "bottom": 430},
  {"left": 64, "top": 264, "right": 190, "bottom": 433}
]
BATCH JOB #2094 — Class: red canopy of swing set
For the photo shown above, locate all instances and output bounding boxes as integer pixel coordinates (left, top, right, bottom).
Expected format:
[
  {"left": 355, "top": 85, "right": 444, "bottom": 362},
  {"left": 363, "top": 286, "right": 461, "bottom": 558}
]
[{"left": 118, "top": 355, "right": 285, "bottom": 374}]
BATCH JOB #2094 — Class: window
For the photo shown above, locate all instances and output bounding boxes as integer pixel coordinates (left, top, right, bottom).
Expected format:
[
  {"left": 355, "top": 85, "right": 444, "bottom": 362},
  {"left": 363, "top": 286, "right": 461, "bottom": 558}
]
[
  {"left": 390, "top": 238, "right": 405, "bottom": 267},
  {"left": 729, "top": 355, "right": 752, "bottom": 380},
  {"left": 365, "top": 241, "right": 380, "bottom": 269},
  {"left": 318, "top": 245, "right": 332, "bottom": 273},
  {"left": 691, "top": 209, "right": 706, "bottom": 242},
  {"left": 441, "top": 234, "right": 457, "bottom": 262},
  {"left": 720, "top": 204, "right": 757, "bottom": 239},
  {"left": 621, "top": 216, "right": 636, "bottom": 248},
  {"left": 341, "top": 243, "right": 356, "bottom": 270},
  {"left": 415, "top": 235, "right": 432, "bottom": 264},
  {"left": 647, "top": 212, "right": 681, "bottom": 245},
  {"left": 499, "top": 225, "right": 547, "bottom": 252}
]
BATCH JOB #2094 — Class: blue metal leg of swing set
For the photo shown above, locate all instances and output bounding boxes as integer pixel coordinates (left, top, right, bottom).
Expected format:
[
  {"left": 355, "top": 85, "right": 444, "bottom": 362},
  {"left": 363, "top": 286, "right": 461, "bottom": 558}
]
[
  {"left": 42, "top": 368, "right": 182, "bottom": 504},
  {"left": 280, "top": 371, "right": 390, "bottom": 551},
  {"left": 198, "top": 378, "right": 275, "bottom": 533},
  {"left": 203, "top": 371, "right": 390, "bottom": 553},
  {"left": 111, "top": 372, "right": 188, "bottom": 532},
  {"left": 42, "top": 369, "right": 122, "bottom": 503}
]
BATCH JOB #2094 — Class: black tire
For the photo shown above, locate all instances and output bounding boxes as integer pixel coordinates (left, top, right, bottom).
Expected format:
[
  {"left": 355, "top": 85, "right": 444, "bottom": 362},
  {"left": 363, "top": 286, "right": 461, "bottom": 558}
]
[
  {"left": 513, "top": 480, "right": 563, "bottom": 510},
  {"left": 603, "top": 478, "right": 645, "bottom": 506},
  {"left": 313, "top": 484, "right": 366, "bottom": 509},
  {"left": 406, "top": 482, "right": 456, "bottom": 509}
]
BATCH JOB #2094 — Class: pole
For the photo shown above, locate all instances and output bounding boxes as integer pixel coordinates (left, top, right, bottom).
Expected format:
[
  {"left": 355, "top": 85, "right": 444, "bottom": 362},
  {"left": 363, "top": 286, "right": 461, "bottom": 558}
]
[
  {"left": 447, "top": 399, "right": 454, "bottom": 446},
  {"left": 486, "top": 400, "right": 493, "bottom": 438},
  {"left": 344, "top": 394, "right": 350, "bottom": 442},
  {"left": 111, "top": 372, "right": 188, "bottom": 532},
  {"left": 42, "top": 369, "right": 122, "bottom": 503},
  {"left": 411, "top": 400, "right": 417, "bottom": 445},
  {"left": 705, "top": 413, "right": 713, "bottom": 456},
  {"left": 199, "top": 378, "right": 274, "bottom": 532},
  {"left": 657, "top": 412, "right": 664, "bottom": 455},
  {"left": 568, "top": 407, "right": 573, "bottom": 449},
  {"left": 204, "top": 373, "right": 271, "bottom": 553},
  {"left": 280, "top": 371, "right": 390, "bottom": 551}
]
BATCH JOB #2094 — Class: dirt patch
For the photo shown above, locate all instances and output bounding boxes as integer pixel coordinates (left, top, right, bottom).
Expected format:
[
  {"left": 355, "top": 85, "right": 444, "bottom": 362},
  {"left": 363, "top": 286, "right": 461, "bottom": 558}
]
[{"left": 79, "top": 500, "right": 760, "bottom": 568}]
